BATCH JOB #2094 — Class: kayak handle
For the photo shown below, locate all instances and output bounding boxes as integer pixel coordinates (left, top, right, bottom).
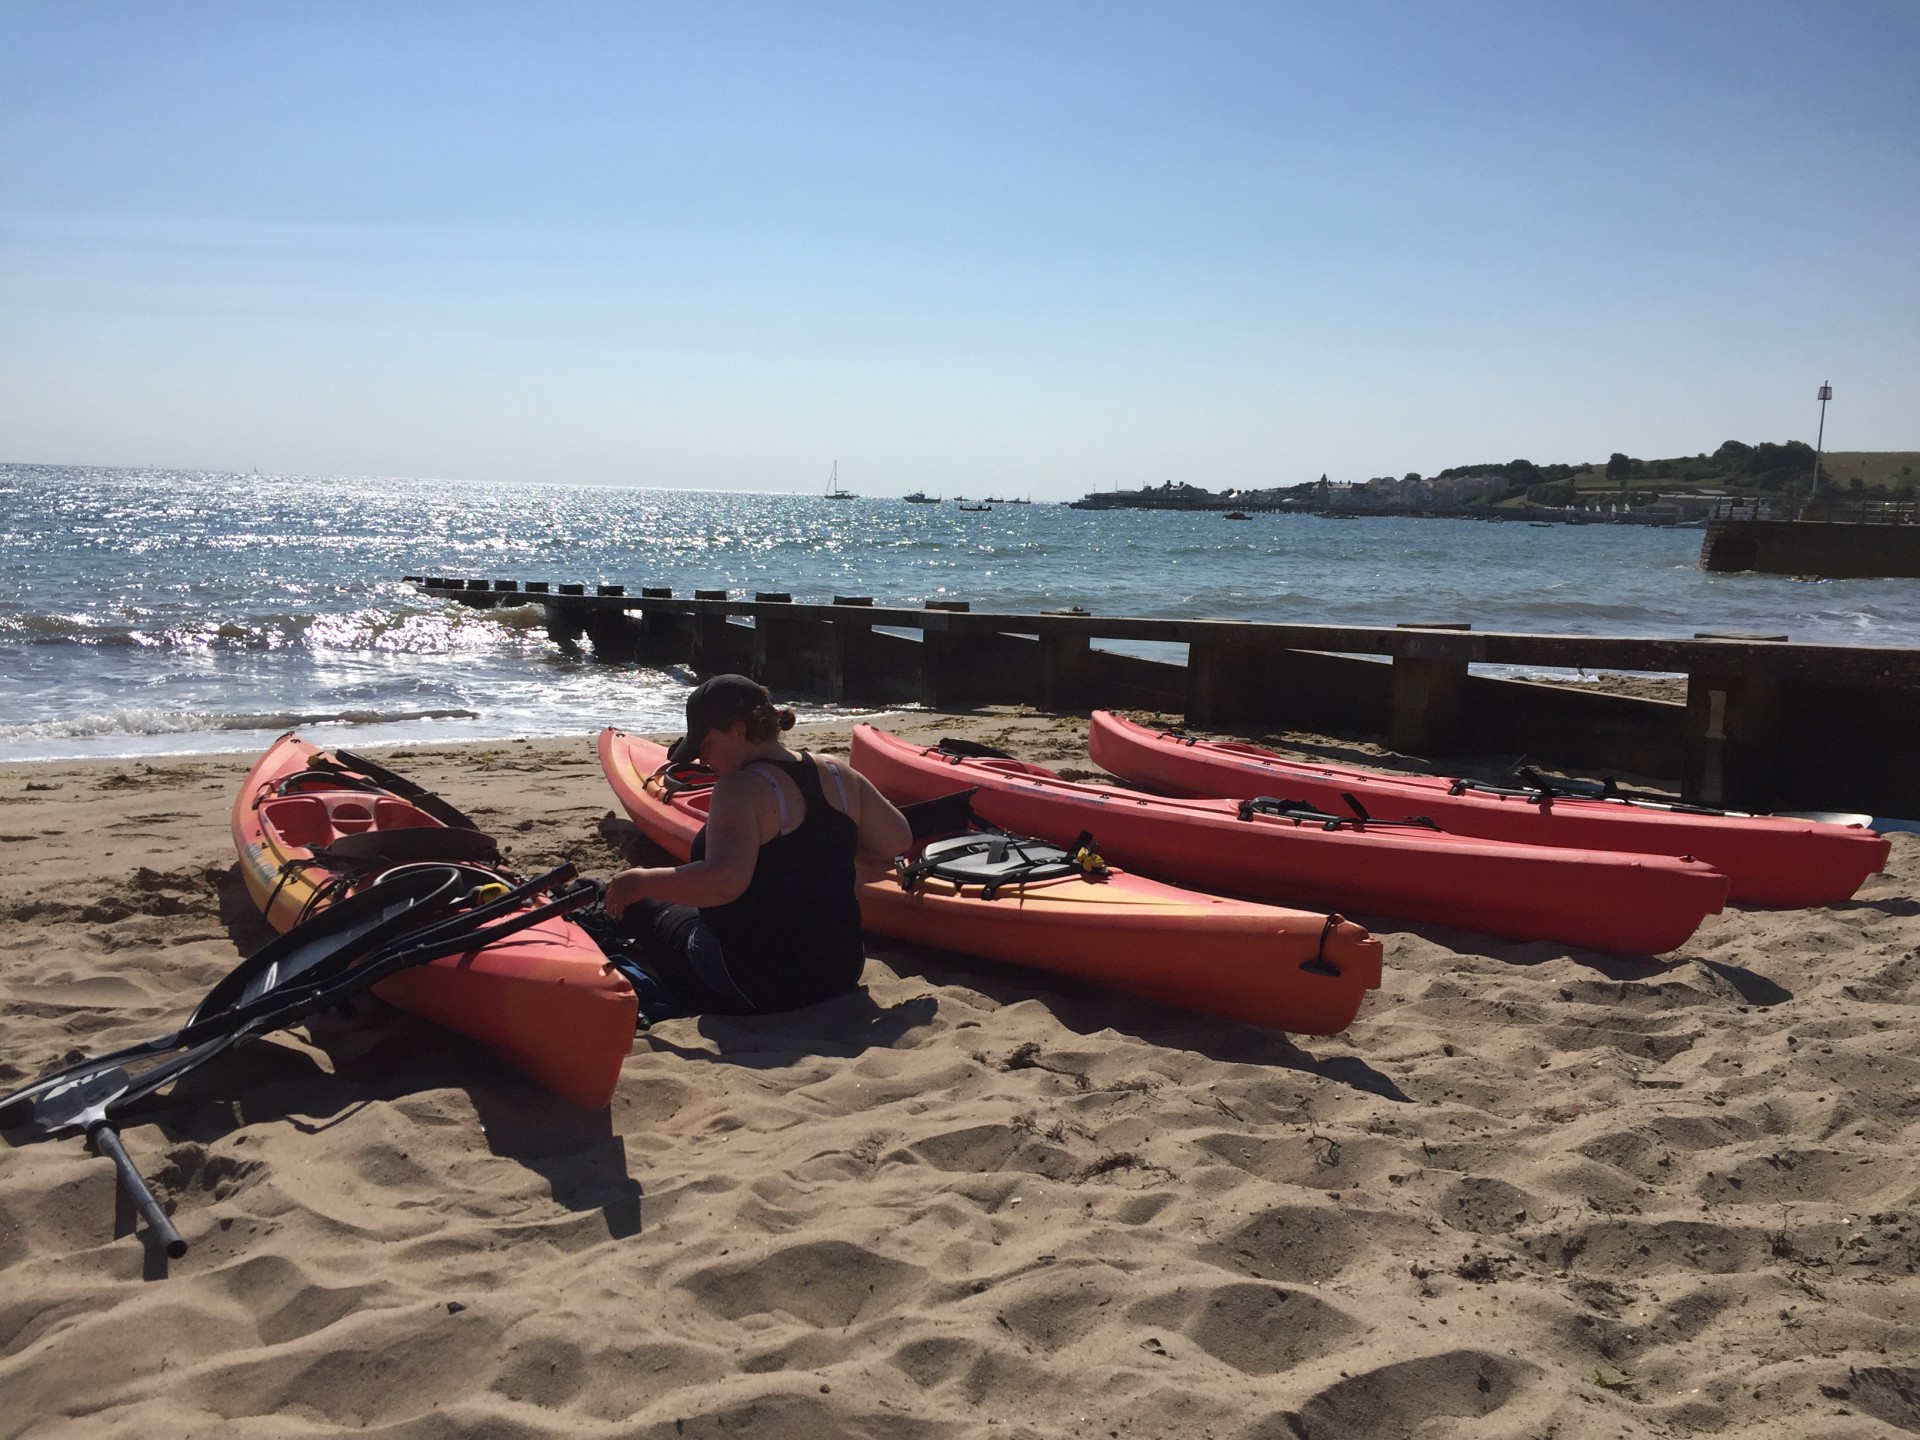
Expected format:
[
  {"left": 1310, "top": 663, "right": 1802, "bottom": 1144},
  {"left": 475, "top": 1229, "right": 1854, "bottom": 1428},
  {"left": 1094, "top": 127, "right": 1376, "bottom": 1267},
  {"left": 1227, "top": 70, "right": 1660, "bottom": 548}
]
[{"left": 90, "top": 1122, "right": 187, "bottom": 1260}]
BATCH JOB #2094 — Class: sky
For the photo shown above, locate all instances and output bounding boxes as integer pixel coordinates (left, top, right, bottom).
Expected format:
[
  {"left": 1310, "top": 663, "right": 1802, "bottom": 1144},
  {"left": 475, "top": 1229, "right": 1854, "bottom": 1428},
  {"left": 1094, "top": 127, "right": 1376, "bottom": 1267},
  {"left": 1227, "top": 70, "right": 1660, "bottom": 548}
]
[{"left": 3, "top": 1, "right": 1916, "bottom": 498}]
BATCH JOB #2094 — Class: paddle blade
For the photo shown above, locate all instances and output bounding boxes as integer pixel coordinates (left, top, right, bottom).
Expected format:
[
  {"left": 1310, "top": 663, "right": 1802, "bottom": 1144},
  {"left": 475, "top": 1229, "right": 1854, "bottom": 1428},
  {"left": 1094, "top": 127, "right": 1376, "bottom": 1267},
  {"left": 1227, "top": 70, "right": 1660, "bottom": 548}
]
[{"left": 188, "top": 865, "right": 462, "bottom": 1026}]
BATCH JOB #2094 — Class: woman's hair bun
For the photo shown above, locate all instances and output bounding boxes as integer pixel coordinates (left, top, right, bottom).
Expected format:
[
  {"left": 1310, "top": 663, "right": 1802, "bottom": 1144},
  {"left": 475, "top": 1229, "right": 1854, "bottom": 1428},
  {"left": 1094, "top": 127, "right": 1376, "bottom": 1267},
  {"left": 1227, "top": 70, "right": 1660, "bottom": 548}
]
[{"left": 776, "top": 707, "right": 796, "bottom": 731}]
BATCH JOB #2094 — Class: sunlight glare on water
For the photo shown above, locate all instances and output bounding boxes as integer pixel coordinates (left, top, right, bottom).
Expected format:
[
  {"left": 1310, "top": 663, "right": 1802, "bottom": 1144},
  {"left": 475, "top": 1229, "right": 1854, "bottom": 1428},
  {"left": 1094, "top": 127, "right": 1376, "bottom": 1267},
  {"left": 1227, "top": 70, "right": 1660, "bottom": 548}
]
[{"left": 4, "top": 464, "right": 1916, "bottom": 761}]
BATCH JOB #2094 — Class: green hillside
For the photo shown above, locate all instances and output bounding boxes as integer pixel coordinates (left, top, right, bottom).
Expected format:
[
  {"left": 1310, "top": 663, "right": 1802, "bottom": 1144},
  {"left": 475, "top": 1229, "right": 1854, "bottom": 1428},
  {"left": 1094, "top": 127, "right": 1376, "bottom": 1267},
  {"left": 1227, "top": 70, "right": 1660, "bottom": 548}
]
[
  {"left": 1435, "top": 440, "right": 1920, "bottom": 509},
  {"left": 1818, "top": 451, "right": 1920, "bottom": 493}
]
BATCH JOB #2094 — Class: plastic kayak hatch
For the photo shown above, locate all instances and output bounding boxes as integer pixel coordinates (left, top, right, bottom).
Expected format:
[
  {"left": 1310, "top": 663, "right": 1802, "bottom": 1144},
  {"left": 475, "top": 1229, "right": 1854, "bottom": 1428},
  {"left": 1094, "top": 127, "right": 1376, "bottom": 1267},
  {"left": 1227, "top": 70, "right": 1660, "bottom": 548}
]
[
  {"left": 851, "top": 724, "right": 1732, "bottom": 956},
  {"left": 1088, "top": 710, "right": 1888, "bottom": 909},
  {"left": 599, "top": 728, "right": 1383, "bottom": 1036},
  {"left": 233, "top": 733, "right": 635, "bottom": 1108}
]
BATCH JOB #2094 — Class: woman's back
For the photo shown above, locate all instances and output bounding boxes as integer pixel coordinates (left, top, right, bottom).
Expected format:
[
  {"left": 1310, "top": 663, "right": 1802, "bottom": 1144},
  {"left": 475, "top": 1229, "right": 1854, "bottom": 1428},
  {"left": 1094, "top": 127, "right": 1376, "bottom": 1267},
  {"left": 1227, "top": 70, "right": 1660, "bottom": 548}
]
[{"left": 690, "top": 752, "right": 864, "bottom": 1009}]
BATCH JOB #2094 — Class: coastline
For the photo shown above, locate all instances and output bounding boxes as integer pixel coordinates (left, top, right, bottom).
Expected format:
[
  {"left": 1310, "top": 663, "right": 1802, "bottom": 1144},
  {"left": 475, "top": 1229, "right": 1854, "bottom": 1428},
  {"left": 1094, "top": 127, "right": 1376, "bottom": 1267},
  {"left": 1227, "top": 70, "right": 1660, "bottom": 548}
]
[{"left": 2, "top": 712, "right": 1915, "bottom": 1435}]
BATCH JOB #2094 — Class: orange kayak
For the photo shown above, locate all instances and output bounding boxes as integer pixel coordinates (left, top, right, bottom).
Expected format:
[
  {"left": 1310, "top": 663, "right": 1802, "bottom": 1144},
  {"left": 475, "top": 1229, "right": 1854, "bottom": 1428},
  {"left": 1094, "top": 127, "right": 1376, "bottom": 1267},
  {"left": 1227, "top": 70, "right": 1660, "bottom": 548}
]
[
  {"left": 852, "top": 723, "right": 1732, "bottom": 955},
  {"left": 599, "top": 728, "right": 1382, "bottom": 1036},
  {"left": 1089, "top": 710, "right": 1889, "bottom": 909},
  {"left": 233, "top": 733, "right": 635, "bottom": 1108}
]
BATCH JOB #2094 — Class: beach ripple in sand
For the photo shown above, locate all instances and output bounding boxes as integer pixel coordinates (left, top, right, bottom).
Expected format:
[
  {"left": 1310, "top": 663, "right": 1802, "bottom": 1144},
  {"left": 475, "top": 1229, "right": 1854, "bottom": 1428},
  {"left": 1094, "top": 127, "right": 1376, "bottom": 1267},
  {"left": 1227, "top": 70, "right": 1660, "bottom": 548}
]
[{"left": 0, "top": 731, "right": 1916, "bottom": 1438}]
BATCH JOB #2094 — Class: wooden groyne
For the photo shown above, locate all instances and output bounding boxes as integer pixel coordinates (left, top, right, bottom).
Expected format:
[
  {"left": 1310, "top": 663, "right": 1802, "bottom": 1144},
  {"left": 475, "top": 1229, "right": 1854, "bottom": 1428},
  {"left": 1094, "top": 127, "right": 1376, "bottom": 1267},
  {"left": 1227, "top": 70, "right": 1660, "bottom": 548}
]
[{"left": 408, "top": 577, "right": 1920, "bottom": 817}]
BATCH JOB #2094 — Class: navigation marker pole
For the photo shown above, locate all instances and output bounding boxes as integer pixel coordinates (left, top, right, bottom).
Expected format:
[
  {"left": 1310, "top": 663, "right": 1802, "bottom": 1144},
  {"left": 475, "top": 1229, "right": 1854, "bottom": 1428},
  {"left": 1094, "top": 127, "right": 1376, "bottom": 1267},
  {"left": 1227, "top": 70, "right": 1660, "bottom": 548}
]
[{"left": 1811, "top": 382, "right": 1832, "bottom": 507}]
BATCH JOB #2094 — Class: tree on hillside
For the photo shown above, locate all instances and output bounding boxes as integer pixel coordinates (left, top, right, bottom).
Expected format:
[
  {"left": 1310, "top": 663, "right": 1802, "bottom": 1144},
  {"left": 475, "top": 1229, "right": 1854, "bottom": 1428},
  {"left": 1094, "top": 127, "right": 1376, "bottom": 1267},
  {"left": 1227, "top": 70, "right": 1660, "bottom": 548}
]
[{"left": 1606, "top": 452, "right": 1632, "bottom": 481}]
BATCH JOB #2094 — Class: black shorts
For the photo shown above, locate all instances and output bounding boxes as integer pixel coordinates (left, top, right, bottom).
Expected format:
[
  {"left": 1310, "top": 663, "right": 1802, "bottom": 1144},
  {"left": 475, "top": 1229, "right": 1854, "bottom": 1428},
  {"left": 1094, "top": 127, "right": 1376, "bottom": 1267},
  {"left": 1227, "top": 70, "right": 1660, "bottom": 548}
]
[{"left": 617, "top": 900, "right": 758, "bottom": 1015}]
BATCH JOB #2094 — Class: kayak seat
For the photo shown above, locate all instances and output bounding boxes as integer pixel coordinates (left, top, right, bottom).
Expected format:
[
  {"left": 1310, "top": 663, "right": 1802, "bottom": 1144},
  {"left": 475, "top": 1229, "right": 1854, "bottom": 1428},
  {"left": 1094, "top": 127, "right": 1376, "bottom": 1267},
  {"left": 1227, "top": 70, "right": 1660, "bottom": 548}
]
[{"left": 316, "top": 827, "right": 501, "bottom": 868}]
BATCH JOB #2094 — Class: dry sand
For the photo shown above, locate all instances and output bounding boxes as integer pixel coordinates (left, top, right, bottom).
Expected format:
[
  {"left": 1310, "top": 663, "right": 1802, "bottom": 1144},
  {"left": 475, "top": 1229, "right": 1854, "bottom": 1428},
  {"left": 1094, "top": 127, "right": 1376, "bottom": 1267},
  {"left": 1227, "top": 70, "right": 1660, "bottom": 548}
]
[{"left": 1, "top": 711, "right": 1916, "bottom": 1439}]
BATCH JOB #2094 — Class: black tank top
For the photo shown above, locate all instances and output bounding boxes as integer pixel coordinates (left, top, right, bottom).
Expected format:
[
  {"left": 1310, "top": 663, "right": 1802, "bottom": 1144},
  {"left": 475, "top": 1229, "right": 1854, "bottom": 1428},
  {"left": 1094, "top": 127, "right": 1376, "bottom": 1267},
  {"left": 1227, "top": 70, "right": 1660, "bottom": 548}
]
[{"left": 688, "top": 753, "right": 865, "bottom": 1009}]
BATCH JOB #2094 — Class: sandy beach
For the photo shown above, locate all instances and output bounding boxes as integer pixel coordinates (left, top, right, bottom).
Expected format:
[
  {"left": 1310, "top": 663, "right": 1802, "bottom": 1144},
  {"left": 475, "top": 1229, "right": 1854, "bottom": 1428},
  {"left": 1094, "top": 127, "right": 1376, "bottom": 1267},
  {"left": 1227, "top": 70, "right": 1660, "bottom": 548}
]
[{"left": 2, "top": 710, "right": 1916, "bottom": 1439}]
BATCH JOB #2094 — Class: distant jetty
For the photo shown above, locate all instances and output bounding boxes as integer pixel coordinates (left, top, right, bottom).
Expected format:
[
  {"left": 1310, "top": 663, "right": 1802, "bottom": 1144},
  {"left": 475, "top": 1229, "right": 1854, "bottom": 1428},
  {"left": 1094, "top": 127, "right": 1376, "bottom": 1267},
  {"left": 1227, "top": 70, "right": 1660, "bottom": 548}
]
[{"left": 1702, "top": 503, "right": 1920, "bottom": 578}]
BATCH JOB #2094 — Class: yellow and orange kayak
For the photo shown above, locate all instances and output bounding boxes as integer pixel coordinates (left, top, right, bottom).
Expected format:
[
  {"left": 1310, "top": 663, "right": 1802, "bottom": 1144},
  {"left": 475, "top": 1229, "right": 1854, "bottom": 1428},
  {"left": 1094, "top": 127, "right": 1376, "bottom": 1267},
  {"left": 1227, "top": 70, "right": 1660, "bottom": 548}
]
[
  {"left": 234, "top": 733, "right": 635, "bottom": 1108},
  {"left": 599, "top": 728, "right": 1383, "bottom": 1036}
]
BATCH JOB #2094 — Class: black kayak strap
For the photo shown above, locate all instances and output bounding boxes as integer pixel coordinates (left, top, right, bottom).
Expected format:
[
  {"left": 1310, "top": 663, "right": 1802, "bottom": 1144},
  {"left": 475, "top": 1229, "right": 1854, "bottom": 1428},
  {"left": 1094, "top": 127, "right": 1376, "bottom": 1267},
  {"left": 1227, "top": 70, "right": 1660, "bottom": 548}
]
[
  {"left": 1446, "top": 771, "right": 1732, "bottom": 817},
  {"left": 934, "top": 737, "right": 1017, "bottom": 761},
  {"left": 1235, "top": 796, "right": 1439, "bottom": 832}
]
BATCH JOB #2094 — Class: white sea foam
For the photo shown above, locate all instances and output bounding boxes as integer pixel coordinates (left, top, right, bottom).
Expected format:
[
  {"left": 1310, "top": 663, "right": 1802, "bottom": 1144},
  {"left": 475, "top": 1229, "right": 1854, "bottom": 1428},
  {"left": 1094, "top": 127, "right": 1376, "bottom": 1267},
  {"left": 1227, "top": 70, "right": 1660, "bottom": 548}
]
[{"left": 0, "top": 706, "right": 482, "bottom": 742}]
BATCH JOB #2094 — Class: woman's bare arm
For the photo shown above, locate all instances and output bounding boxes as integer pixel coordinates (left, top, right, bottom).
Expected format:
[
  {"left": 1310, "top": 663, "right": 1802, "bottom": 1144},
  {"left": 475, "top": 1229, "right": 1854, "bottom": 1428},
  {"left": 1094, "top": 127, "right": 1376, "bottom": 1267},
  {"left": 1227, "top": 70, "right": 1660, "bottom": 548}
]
[
  {"left": 604, "top": 773, "right": 765, "bottom": 916},
  {"left": 844, "top": 764, "right": 912, "bottom": 865}
]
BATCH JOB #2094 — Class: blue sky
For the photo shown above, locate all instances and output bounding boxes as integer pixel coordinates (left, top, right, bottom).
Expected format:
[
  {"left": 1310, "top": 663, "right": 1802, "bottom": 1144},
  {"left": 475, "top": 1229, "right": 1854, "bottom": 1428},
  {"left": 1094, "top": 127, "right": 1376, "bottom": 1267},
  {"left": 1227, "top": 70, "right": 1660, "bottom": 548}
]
[{"left": 3, "top": 1, "right": 1915, "bottom": 496}]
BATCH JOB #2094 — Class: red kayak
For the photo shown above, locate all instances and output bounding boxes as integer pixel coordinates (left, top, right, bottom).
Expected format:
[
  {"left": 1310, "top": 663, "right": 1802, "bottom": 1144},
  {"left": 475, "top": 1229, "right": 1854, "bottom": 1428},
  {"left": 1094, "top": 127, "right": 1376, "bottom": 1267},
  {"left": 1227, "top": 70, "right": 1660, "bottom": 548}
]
[
  {"left": 235, "top": 734, "right": 637, "bottom": 1109},
  {"left": 1088, "top": 710, "right": 1888, "bottom": 909},
  {"left": 851, "top": 724, "right": 1732, "bottom": 955},
  {"left": 601, "top": 729, "right": 1382, "bottom": 1036}
]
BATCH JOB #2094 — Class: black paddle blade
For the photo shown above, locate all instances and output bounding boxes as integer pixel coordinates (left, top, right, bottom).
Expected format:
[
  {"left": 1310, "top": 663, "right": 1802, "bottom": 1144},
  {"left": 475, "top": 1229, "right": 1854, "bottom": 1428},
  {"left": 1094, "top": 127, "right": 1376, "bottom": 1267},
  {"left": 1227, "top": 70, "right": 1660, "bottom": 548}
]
[
  {"left": 0, "top": 868, "right": 462, "bottom": 1128},
  {"left": 314, "top": 827, "right": 499, "bottom": 869},
  {"left": 189, "top": 865, "right": 462, "bottom": 1026},
  {"left": 15, "top": 1033, "right": 241, "bottom": 1138}
]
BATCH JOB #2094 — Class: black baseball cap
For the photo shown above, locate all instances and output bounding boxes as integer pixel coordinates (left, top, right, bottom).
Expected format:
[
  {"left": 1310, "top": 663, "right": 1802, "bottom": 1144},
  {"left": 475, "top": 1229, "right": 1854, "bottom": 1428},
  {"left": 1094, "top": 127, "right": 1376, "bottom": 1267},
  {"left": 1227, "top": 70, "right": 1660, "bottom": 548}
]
[{"left": 667, "top": 674, "right": 768, "bottom": 764}]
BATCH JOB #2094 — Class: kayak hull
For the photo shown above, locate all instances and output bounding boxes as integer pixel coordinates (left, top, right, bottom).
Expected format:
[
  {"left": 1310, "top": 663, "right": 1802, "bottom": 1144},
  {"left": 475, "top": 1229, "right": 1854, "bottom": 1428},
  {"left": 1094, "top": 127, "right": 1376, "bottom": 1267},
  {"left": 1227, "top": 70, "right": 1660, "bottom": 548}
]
[
  {"left": 851, "top": 725, "right": 1732, "bottom": 955},
  {"left": 1087, "top": 710, "right": 1888, "bottom": 909},
  {"left": 233, "top": 734, "right": 635, "bottom": 1108},
  {"left": 599, "top": 729, "right": 1382, "bottom": 1036}
]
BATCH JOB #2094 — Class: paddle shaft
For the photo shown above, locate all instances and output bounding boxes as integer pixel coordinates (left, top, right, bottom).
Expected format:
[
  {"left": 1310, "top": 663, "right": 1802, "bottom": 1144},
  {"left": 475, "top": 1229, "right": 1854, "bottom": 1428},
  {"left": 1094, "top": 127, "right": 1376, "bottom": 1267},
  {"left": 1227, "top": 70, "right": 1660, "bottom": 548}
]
[{"left": 89, "top": 1122, "right": 187, "bottom": 1259}]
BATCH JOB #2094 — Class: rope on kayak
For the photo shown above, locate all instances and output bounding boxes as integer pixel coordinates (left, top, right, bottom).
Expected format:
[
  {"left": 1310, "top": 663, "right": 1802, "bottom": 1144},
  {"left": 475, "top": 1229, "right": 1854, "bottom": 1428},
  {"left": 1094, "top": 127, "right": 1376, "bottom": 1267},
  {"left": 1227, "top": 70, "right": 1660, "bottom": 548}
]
[{"left": 1301, "top": 912, "right": 1346, "bottom": 975}]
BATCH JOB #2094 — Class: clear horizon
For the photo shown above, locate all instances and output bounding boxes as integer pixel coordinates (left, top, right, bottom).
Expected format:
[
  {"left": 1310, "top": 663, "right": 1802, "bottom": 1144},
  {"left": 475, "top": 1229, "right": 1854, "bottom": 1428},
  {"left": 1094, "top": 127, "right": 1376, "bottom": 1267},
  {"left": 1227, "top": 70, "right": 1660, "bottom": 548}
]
[{"left": 4, "top": 2, "right": 1915, "bottom": 499}]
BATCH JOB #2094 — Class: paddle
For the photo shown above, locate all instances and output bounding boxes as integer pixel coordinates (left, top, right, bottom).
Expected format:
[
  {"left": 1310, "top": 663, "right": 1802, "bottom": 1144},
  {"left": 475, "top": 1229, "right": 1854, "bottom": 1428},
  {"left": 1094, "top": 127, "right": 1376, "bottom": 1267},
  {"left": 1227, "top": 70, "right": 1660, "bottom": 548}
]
[
  {"left": 330, "top": 749, "right": 483, "bottom": 831},
  {"left": 3, "top": 865, "right": 597, "bottom": 1263},
  {"left": 0, "top": 862, "right": 585, "bottom": 1130},
  {"left": 20, "top": 1039, "right": 238, "bottom": 1260}
]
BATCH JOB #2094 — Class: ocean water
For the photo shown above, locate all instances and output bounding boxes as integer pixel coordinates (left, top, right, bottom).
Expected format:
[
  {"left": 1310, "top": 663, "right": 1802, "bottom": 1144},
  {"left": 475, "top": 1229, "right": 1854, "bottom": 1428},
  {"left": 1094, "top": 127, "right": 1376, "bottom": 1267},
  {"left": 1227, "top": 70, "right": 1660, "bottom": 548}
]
[{"left": 5, "top": 463, "right": 1918, "bottom": 763}]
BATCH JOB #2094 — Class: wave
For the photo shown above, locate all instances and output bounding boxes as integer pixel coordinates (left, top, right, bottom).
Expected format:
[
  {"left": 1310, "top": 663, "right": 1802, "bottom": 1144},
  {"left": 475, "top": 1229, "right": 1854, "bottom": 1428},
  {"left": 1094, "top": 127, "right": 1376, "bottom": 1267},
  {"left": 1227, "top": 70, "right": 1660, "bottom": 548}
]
[
  {"left": 0, "top": 706, "right": 481, "bottom": 742},
  {"left": 0, "top": 602, "right": 552, "bottom": 654}
]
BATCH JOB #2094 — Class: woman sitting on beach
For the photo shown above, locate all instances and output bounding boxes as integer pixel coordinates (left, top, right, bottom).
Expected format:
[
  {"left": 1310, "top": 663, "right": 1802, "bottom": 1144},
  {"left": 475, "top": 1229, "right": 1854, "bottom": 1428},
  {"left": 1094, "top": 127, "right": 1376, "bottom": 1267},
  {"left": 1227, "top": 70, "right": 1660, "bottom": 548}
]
[{"left": 605, "top": 674, "right": 911, "bottom": 1015}]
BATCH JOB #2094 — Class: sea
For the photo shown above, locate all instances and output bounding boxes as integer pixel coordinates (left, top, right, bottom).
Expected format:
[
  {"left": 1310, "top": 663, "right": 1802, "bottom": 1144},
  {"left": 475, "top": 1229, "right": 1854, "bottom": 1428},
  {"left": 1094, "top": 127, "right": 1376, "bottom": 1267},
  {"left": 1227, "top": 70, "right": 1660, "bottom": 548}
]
[{"left": 5, "top": 463, "right": 1918, "bottom": 765}]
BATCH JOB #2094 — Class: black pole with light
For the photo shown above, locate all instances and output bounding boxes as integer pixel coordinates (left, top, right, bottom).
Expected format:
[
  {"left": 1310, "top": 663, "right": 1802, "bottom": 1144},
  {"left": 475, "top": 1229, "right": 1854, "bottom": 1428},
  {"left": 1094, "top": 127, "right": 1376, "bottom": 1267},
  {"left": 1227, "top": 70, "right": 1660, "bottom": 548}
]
[{"left": 1810, "top": 382, "right": 1832, "bottom": 506}]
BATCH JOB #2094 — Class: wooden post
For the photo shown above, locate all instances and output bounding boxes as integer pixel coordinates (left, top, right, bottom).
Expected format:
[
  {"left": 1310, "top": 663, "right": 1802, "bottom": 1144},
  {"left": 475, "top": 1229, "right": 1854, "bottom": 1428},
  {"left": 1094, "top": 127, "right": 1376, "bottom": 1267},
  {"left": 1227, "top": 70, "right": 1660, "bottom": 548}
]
[
  {"left": 920, "top": 601, "right": 970, "bottom": 707},
  {"left": 689, "top": 591, "right": 733, "bottom": 677},
  {"left": 1388, "top": 623, "right": 1471, "bottom": 755},
  {"left": 752, "top": 593, "right": 799, "bottom": 688},
  {"left": 1685, "top": 632, "right": 1787, "bottom": 810},
  {"left": 1685, "top": 674, "right": 1784, "bottom": 810},
  {"left": 1040, "top": 632, "right": 1094, "bottom": 712},
  {"left": 828, "top": 597, "right": 875, "bottom": 704},
  {"left": 584, "top": 608, "right": 644, "bottom": 663},
  {"left": 1186, "top": 640, "right": 1252, "bottom": 725},
  {"left": 1389, "top": 658, "right": 1469, "bottom": 754},
  {"left": 543, "top": 600, "right": 586, "bottom": 648}
]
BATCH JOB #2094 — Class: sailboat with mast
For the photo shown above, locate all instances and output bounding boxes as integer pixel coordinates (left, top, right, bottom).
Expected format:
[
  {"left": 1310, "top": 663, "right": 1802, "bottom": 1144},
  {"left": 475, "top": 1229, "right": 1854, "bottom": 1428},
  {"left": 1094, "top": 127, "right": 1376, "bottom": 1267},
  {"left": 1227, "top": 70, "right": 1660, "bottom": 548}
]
[{"left": 824, "top": 460, "right": 855, "bottom": 500}]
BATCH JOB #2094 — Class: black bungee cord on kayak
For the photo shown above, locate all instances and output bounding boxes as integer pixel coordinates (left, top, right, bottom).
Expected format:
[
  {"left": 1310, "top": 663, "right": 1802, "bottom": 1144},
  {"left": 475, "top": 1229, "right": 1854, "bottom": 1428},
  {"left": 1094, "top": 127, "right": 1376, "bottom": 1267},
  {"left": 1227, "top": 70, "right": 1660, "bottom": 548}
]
[
  {"left": 1233, "top": 795, "right": 1441, "bottom": 832},
  {"left": 262, "top": 825, "right": 505, "bottom": 927}
]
